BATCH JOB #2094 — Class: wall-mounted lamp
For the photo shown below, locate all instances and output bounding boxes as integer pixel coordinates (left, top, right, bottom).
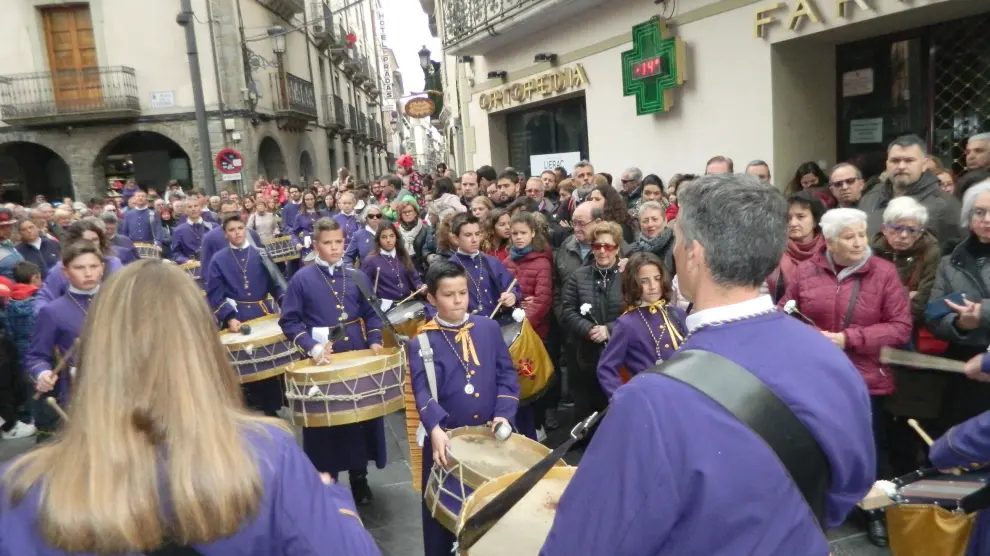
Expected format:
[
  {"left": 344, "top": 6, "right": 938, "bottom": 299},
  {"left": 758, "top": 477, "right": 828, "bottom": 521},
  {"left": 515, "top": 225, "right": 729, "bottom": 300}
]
[
  {"left": 418, "top": 45, "right": 432, "bottom": 72},
  {"left": 458, "top": 56, "right": 474, "bottom": 63},
  {"left": 487, "top": 70, "right": 508, "bottom": 81},
  {"left": 268, "top": 26, "right": 286, "bottom": 55},
  {"left": 534, "top": 53, "right": 558, "bottom": 64}
]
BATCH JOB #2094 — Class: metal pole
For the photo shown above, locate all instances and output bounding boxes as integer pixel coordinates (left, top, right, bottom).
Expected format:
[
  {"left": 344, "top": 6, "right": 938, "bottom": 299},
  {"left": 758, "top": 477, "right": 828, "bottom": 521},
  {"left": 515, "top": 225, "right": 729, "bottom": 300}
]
[{"left": 177, "top": 0, "right": 217, "bottom": 195}]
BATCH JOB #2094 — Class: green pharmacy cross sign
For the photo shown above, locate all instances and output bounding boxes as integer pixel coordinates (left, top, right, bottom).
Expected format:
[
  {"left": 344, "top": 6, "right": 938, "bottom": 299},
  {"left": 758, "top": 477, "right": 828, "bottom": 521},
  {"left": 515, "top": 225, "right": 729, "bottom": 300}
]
[{"left": 621, "top": 19, "right": 687, "bottom": 115}]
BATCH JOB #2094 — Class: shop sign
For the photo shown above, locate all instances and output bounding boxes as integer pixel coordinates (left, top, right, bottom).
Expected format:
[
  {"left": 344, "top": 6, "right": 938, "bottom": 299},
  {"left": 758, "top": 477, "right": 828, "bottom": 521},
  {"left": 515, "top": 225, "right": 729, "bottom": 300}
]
[
  {"left": 478, "top": 64, "right": 589, "bottom": 112},
  {"left": 530, "top": 152, "right": 583, "bottom": 174},
  {"left": 755, "top": 0, "right": 905, "bottom": 39},
  {"left": 621, "top": 19, "right": 686, "bottom": 116}
]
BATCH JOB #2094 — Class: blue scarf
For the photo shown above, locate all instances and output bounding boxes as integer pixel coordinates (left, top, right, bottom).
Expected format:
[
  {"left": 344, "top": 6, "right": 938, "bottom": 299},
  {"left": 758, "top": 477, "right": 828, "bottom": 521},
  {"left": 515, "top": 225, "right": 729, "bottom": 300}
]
[{"left": 509, "top": 245, "right": 533, "bottom": 261}]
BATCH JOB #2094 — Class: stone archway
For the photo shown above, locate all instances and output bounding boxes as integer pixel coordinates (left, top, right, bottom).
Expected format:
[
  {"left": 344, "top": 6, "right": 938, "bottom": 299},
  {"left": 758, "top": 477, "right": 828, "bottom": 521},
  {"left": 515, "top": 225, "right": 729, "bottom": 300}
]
[
  {"left": 299, "top": 151, "right": 315, "bottom": 185},
  {"left": 258, "top": 136, "right": 287, "bottom": 181},
  {"left": 0, "top": 142, "right": 72, "bottom": 204},
  {"left": 92, "top": 131, "right": 192, "bottom": 197}
]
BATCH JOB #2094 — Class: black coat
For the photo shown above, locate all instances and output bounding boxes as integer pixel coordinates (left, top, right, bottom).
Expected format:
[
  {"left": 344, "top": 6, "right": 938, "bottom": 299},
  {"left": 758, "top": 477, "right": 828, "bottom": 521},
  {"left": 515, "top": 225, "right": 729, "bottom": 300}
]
[
  {"left": 559, "top": 263, "right": 624, "bottom": 375},
  {"left": 15, "top": 239, "right": 60, "bottom": 279}
]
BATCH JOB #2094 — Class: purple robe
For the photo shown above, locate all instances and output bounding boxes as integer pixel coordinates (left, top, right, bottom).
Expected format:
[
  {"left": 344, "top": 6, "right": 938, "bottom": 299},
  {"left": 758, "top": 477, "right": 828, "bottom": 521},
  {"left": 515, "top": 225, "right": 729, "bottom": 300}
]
[
  {"left": 110, "top": 234, "right": 140, "bottom": 265},
  {"left": 448, "top": 252, "right": 521, "bottom": 317},
  {"left": 344, "top": 228, "right": 376, "bottom": 266},
  {"left": 930, "top": 409, "right": 990, "bottom": 555},
  {"left": 291, "top": 210, "right": 328, "bottom": 258},
  {"left": 361, "top": 253, "right": 423, "bottom": 301},
  {"left": 24, "top": 292, "right": 91, "bottom": 404},
  {"left": 201, "top": 208, "right": 220, "bottom": 226},
  {"left": 170, "top": 219, "right": 214, "bottom": 264},
  {"left": 409, "top": 315, "right": 520, "bottom": 556},
  {"left": 334, "top": 213, "right": 360, "bottom": 246},
  {"left": 540, "top": 311, "right": 875, "bottom": 556},
  {"left": 281, "top": 201, "right": 302, "bottom": 234},
  {"left": 278, "top": 263, "right": 388, "bottom": 475},
  {"left": 0, "top": 425, "right": 382, "bottom": 556},
  {"left": 34, "top": 256, "right": 123, "bottom": 315},
  {"left": 207, "top": 245, "right": 284, "bottom": 326},
  {"left": 596, "top": 305, "right": 687, "bottom": 399},
  {"left": 200, "top": 226, "right": 262, "bottom": 285},
  {"left": 119, "top": 207, "right": 163, "bottom": 243}
]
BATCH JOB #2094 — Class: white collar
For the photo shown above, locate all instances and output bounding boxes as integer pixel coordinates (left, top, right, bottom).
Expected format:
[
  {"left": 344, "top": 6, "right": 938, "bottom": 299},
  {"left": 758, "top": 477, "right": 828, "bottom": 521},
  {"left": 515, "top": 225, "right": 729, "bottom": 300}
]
[
  {"left": 457, "top": 250, "right": 480, "bottom": 259},
  {"left": 188, "top": 217, "right": 203, "bottom": 225},
  {"left": 229, "top": 241, "right": 249, "bottom": 250},
  {"left": 380, "top": 248, "right": 396, "bottom": 258},
  {"left": 365, "top": 225, "right": 377, "bottom": 234},
  {"left": 315, "top": 256, "right": 343, "bottom": 272},
  {"left": 436, "top": 313, "right": 470, "bottom": 327},
  {"left": 685, "top": 294, "right": 775, "bottom": 334},
  {"left": 28, "top": 238, "right": 42, "bottom": 249},
  {"left": 69, "top": 285, "right": 100, "bottom": 296},
  {"left": 341, "top": 211, "right": 356, "bottom": 217}
]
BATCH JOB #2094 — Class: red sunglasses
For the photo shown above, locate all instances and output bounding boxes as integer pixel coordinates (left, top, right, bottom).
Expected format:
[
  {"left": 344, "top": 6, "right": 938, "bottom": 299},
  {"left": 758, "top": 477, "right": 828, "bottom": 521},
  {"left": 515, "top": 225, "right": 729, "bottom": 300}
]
[{"left": 592, "top": 242, "right": 618, "bottom": 252}]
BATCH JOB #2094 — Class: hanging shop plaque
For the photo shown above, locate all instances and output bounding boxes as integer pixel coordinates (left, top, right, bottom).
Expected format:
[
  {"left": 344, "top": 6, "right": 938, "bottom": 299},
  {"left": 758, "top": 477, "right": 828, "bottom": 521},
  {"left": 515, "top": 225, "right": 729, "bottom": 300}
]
[
  {"left": 404, "top": 97, "right": 436, "bottom": 118},
  {"left": 621, "top": 19, "right": 687, "bottom": 116}
]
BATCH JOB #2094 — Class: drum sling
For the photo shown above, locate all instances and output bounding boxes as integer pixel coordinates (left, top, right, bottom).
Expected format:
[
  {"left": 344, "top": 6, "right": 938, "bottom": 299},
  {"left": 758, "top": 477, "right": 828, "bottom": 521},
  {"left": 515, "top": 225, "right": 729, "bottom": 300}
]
[{"left": 457, "top": 349, "right": 832, "bottom": 550}]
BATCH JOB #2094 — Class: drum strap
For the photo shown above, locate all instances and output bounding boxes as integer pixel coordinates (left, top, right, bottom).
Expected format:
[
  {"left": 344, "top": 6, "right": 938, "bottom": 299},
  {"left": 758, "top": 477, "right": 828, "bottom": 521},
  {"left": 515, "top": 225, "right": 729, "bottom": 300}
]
[{"left": 417, "top": 332, "right": 439, "bottom": 401}]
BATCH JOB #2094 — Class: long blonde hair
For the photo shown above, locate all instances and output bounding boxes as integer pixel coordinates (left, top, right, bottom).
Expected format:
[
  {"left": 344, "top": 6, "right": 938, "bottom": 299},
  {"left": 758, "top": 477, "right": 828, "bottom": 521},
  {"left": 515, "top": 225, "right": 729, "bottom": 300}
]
[{"left": 3, "top": 260, "right": 288, "bottom": 552}]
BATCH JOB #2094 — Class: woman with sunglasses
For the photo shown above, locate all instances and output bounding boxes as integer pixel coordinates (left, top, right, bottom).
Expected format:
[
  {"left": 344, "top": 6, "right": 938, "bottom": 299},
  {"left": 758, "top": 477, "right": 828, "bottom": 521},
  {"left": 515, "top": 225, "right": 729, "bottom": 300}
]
[
  {"left": 559, "top": 221, "right": 625, "bottom": 432},
  {"left": 344, "top": 205, "right": 385, "bottom": 266}
]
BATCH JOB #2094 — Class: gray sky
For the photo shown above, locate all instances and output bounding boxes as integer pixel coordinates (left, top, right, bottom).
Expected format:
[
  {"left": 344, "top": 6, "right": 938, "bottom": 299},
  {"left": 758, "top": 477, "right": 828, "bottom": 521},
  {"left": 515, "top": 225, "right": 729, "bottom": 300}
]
[{"left": 379, "top": 0, "right": 442, "bottom": 96}]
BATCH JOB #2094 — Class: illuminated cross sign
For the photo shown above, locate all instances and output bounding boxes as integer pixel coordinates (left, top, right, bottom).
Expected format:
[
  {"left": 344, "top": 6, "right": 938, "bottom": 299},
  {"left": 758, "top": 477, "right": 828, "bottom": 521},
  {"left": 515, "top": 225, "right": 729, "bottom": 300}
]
[{"left": 621, "top": 19, "right": 687, "bottom": 115}]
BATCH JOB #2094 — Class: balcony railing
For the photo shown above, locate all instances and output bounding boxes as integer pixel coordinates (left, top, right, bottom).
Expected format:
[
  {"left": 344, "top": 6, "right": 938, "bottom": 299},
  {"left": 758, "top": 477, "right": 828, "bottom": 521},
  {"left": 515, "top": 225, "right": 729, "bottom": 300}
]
[
  {"left": 347, "top": 104, "right": 357, "bottom": 131},
  {"left": 257, "top": 0, "right": 304, "bottom": 21},
  {"left": 442, "top": 0, "right": 540, "bottom": 48},
  {"left": 271, "top": 72, "right": 318, "bottom": 122},
  {"left": 310, "top": 2, "right": 335, "bottom": 48},
  {"left": 322, "top": 93, "right": 346, "bottom": 129},
  {"left": 0, "top": 66, "right": 140, "bottom": 125},
  {"left": 357, "top": 112, "right": 367, "bottom": 135}
]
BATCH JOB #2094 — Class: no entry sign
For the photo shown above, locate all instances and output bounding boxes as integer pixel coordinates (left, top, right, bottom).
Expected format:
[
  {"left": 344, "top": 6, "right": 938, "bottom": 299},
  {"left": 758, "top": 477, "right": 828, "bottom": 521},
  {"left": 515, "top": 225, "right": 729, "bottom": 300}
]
[{"left": 215, "top": 148, "right": 243, "bottom": 176}]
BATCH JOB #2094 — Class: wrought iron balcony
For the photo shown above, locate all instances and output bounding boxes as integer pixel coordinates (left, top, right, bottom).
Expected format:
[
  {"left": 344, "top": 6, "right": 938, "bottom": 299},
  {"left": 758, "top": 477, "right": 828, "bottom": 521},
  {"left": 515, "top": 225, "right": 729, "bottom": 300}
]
[
  {"left": 310, "top": 1, "right": 335, "bottom": 49},
  {"left": 257, "top": 0, "right": 304, "bottom": 22},
  {"left": 0, "top": 66, "right": 140, "bottom": 125},
  {"left": 347, "top": 104, "right": 357, "bottom": 131},
  {"left": 322, "top": 93, "right": 346, "bottom": 130},
  {"left": 357, "top": 112, "right": 367, "bottom": 136},
  {"left": 441, "top": 0, "right": 601, "bottom": 53},
  {"left": 271, "top": 72, "right": 317, "bottom": 125}
]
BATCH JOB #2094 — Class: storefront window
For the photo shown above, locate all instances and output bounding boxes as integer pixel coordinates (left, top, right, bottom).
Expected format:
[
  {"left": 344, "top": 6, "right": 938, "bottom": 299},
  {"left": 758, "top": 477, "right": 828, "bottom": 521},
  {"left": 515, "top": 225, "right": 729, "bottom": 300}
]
[{"left": 507, "top": 96, "right": 590, "bottom": 177}]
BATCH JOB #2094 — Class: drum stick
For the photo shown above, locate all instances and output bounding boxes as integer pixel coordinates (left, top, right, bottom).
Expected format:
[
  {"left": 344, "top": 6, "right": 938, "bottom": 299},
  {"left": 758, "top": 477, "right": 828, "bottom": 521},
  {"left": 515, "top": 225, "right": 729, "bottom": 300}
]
[
  {"left": 374, "top": 267, "right": 380, "bottom": 295},
  {"left": 489, "top": 278, "right": 518, "bottom": 319},
  {"left": 33, "top": 338, "right": 80, "bottom": 401},
  {"left": 395, "top": 285, "right": 427, "bottom": 307},
  {"left": 880, "top": 347, "right": 968, "bottom": 374},
  {"left": 907, "top": 419, "right": 935, "bottom": 446},
  {"left": 46, "top": 397, "right": 69, "bottom": 422}
]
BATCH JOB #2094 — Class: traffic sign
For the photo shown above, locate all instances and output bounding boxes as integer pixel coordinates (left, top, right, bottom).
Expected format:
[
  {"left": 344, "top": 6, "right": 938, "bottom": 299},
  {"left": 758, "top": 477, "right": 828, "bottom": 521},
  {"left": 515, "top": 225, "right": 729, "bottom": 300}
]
[{"left": 215, "top": 148, "right": 243, "bottom": 175}]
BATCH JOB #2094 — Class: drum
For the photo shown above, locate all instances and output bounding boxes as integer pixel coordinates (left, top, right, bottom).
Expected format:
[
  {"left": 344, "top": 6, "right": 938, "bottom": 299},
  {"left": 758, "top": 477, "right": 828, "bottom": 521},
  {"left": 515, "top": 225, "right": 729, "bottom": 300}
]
[
  {"left": 284, "top": 347, "right": 405, "bottom": 427},
  {"left": 386, "top": 298, "right": 428, "bottom": 492},
  {"left": 423, "top": 426, "right": 563, "bottom": 533},
  {"left": 455, "top": 466, "right": 577, "bottom": 556},
  {"left": 500, "top": 319, "right": 554, "bottom": 403},
  {"left": 218, "top": 315, "right": 303, "bottom": 384},
  {"left": 387, "top": 299, "right": 427, "bottom": 340},
  {"left": 264, "top": 235, "right": 300, "bottom": 263},
  {"left": 134, "top": 242, "right": 160, "bottom": 259},
  {"left": 302, "top": 251, "right": 317, "bottom": 266},
  {"left": 884, "top": 468, "right": 990, "bottom": 556},
  {"left": 180, "top": 261, "right": 203, "bottom": 289}
]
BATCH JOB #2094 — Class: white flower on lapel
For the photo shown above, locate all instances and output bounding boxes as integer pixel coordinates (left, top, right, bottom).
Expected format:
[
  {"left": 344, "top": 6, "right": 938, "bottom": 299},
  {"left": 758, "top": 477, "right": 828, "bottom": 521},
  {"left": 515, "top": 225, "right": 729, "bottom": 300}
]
[
  {"left": 512, "top": 308, "right": 525, "bottom": 322},
  {"left": 580, "top": 303, "right": 592, "bottom": 316}
]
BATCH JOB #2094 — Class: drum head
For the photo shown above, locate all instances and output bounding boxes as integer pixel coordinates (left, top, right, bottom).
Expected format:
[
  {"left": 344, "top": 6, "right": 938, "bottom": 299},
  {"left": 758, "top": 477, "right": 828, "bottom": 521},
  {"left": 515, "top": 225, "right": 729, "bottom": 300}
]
[
  {"left": 446, "top": 426, "right": 556, "bottom": 486},
  {"left": 500, "top": 322, "right": 522, "bottom": 347},
  {"left": 388, "top": 299, "right": 426, "bottom": 325}
]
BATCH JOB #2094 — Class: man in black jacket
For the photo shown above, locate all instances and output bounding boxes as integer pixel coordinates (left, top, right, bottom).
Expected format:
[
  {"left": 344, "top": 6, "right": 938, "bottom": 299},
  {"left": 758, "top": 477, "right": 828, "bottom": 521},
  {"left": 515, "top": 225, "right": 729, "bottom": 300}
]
[{"left": 14, "top": 218, "right": 59, "bottom": 279}]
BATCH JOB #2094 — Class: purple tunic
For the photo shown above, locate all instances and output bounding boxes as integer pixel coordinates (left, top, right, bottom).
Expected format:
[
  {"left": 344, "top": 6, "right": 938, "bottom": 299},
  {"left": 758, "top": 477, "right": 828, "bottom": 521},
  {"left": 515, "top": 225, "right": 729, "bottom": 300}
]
[
  {"left": 344, "top": 228, "right": 376, "bottom": 265},
  {"left": 200, "top": 226, "right": 263, "bottom": 285},
  {"left": 119, "top": 207, "right": 163, "bottom": 243},
  {"left": 279, "top": 263, "right": 388, "bottom": 475},
  {"left": 930, "top": 410, "right": 990, "bottom": 555},
  {"left": 170, "top": 220, "right": 214, "bottom": 264},
  {"left": 281, "top": 201, "right": 302, "bottom": 234},
  {"left": 34, "top": 256, "right": 123, "bottom": 315},
  {"left": 361, "top": 253, "right": 423, "bottom": 301},
  {"left": 24, "top": 292, "right": 91, "bottom": 404},
  {"left": 110, "top": 234, "right": 140, "bottom": 265},
  {"left": 596, "top": 305, "right": 686, "bottom": 399},
  {"left": 0, "top": 425, "right": 383, "bottom": 556},
  {"left": 290, "top": 210, "right": 327, "bottom": 257},
  {"left": 207, "top": 246, "right": 283, "bottom": 326},
  {"left": 540, "top": 311, "right": 875, "bottom": 556},
  {"left": 448, "top": 252, "right": 521, "bottom": 317},
  {"left": 409, "top": 315, "right": 520, "bottom": 556},
  {"left": 334, "top": 213, "right": 361, "bottom": 246}
]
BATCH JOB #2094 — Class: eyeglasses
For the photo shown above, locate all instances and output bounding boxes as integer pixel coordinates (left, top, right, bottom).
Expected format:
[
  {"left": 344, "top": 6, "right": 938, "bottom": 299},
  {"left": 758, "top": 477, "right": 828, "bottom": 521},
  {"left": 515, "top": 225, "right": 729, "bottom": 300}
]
[
  {"left": 367, "top": 214, "right": 382, "bottom": 220},
  {"left": 592, "top": 243, "right": 618, "bottom": 252},
  {"left": 829, "top": 177, "right": 860, "bottom": 188},
  {"left": 884, "top": 224, "right": 923, "bottom": 235},
  {"left": 571, "top": 219, "right": 591, "bottom": 227}
]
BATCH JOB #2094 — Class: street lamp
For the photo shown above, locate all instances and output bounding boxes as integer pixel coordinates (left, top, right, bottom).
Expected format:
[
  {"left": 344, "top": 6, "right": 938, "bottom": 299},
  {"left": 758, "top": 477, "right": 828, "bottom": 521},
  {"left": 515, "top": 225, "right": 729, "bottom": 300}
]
[
  {"left": 418, "top": 45, "right": 431, "bottom": 72},
  {"left": 269, "top": 26, "right": 286, "bottom": 54}
]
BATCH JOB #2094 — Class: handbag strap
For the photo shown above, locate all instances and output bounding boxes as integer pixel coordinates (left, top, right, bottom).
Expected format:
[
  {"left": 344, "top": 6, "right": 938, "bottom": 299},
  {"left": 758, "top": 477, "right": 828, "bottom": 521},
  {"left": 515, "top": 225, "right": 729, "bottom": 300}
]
[
  {"left": 649, "top": 350, "right": 831, "bottom": 528},
  {"left": 841, "top": 277, "right": 861, "bottom": 331}
]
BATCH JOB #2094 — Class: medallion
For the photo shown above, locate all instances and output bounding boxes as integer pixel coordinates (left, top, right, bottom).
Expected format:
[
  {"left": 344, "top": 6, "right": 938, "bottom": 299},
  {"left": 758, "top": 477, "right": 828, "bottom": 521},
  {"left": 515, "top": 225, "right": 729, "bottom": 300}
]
[
  {"left": 464, "top": 383, "right": 475, "bottom": 395},
  {"left": 655, "top": 359, "right": 664, "bottom": 366},
  {"left": 340, "top": 312, "right": 349, "bottom": 321}
]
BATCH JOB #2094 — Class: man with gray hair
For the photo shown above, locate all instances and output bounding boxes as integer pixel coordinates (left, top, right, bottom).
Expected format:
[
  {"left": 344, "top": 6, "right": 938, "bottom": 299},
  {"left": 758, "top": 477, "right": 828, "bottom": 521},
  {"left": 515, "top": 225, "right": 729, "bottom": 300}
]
[
  {"left": 744, "top": 160, "right": 771, "bottom": 183},
  {"left": 966, "top": 132, "right": 990, "bottom": 172},
  {"left": 541, "top": 173, "right": 874, "bottom": 556},
  {"left": 99, "top": 212, "right": 140, "bottom": 265},
  {"left": 619, "top": 167, "right": 644, "bottom": 208},
  {"left": 859, "top": 134, "right": 961, "bottom": 247}
]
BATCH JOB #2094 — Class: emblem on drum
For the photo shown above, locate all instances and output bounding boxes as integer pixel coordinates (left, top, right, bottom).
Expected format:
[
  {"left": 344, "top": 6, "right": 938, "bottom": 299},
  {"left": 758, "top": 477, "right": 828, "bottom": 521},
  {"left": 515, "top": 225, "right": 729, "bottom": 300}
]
[{"left": 516, "top": 359, "right": 535, "bottom": 378}]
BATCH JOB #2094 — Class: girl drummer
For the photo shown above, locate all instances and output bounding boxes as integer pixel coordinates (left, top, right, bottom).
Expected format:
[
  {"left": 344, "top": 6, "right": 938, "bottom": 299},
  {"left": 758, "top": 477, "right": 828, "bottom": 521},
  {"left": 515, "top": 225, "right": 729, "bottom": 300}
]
[
  {"left": 596, "top": 252, "right": 687, "bottom": 399},
  {"left": 291, "top": 189, "right": 326, "bottom": 259},
  {"left": 361, "top": 223, "right": 425, "bottom": 304},
  {"left": 1, "top": 260, "right": 382, "bottom": 555}
]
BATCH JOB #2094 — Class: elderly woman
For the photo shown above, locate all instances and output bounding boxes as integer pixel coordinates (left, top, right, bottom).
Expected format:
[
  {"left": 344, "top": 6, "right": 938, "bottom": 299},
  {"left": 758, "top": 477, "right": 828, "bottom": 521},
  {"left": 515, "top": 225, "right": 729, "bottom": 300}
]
[
  {"left": 560, "top": 221, "right": 626, "bottom": 434},
  {"left": 766, "top": 191, "right": 826, "bottom": 302},
  {"left": 928, "top": 179, "right": 990, "bottom": 430},
  {"left": 780, "top": 207, "right": 911, "bottom": 546},
  {"left": 627, "top": 201, "right": 674, "bottom": 274},
  {"left": 343, "top": 204, "right": 385, "bottom": 265}
]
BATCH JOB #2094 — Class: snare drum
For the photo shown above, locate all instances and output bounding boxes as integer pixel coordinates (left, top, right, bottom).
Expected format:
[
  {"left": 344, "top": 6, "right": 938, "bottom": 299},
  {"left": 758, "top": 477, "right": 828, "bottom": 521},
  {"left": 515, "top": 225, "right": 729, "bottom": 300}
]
[
  {"left": 284, "top": 348, "right": 405, "bottom": 427},
  {"left": 500, "top": 319, "right": 554, "bottom": 403},
  {"left": 180, "top": 260, "right": 203, "bottom": 289},
  {"left": 302, "top": 251, "right": 317, "bottom": 266},
  {"left": 456, "top": 466, "right": 577, "bottom": 556},
  {"left": 424, "top": 426, "right": 562, "bottom": 533},
  {"left": 134, "top": 242, "right": 160, "bottom": 259},
  {"left": 885, "top": 468, "right": 990, "bottom": 556},
  {"left": 265, "top": 235, "right": 300, "bottom": 263},
  {"left": 218, "top": 315, "right": 303, "bottom": 383},
  {"left": 387, "top": 299, "right": 427, "bottom": 340}
]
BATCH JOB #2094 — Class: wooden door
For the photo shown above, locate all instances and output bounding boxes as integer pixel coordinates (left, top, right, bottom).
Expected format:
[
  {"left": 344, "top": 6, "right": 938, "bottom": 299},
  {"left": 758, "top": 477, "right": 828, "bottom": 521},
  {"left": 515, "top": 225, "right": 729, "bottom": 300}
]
[{"left": 41, "top": 5, "right": 101, "bottom": 111}]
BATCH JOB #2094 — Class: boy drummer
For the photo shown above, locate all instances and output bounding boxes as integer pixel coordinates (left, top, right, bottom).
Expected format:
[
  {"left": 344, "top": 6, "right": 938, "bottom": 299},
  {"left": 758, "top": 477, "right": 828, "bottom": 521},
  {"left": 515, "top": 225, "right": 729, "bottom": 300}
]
[
  {"left": 279, "top": 217, "right": 386, "bottom": 506},
  {"left": 410, "top": 261, "right": 520, "bottom": 556}
]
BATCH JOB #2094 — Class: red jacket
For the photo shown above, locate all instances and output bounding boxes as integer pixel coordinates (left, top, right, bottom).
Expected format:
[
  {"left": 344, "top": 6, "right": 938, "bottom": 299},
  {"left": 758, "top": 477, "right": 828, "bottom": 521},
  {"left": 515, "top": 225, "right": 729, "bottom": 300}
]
[
  {"left": 504, "top": 248, "right": 553, "bottom": 337},
  {"left": 780, "top": 251, "right": 912, "bottom": 395}
]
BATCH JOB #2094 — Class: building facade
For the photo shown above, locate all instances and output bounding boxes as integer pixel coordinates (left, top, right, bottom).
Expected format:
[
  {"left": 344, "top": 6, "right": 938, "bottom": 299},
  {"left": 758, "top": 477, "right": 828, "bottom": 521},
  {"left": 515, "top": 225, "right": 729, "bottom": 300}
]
[
  {"left": 0, "top": 0, "right": 395, "bottom": 204},
  {"left": 425, "top": 0, "right": 990, "bottom": 186}
]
